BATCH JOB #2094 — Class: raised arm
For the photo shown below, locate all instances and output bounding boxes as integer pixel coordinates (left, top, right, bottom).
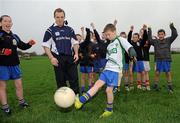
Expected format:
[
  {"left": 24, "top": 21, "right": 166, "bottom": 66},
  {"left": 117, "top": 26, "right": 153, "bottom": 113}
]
[
  {"left": 80, "top": 28, "right": 91, "bottom": 48},
  {"left": 90, "top": 22, "right": 101, "bottom": 43},
  {"left": 147, "top": 27, "right": 156, "bottom": 45},
  {"left": 140, "top": 24, "right": 148, "bottom": 47},
  {"left": 80, "top": 27, "right": 85, "bottom": 41},
  {"left": 169, "top": 23, "right": 178, "bottom": 44},
  {"left": 128, "top": 26, "right": 133, "bottom": 43},
  {"left": 113, "top": 19, "right": 117, "bottom": 27}
]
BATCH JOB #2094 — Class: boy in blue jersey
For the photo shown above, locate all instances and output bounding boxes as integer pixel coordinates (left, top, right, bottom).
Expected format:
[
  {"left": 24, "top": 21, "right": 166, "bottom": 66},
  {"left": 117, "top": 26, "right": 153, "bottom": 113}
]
[
  {"left": 148, "top": 23, "right": 178, "bottom": 93},
  {"left": 75, "top": 24, "right": 136, "bottom": 118},
  {"left": 0, "top": 15, "right": 36, "bottom": 115}
]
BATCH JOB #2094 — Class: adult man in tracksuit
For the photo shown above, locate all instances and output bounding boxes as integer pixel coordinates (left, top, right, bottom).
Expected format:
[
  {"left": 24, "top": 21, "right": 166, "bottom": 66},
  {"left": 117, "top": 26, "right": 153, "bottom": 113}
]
[{"left": 42, "top": 8, "right": 79, "bottom": 94}]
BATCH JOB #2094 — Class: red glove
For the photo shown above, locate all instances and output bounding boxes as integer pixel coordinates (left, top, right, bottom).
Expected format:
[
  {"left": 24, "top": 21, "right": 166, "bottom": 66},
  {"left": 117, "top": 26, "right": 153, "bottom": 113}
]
[
  {"left": 28, "top": 40, "right": 36, "bottom": 45},
  {"left": 0, "top": 48, "right": 12, "bottom": 55}
]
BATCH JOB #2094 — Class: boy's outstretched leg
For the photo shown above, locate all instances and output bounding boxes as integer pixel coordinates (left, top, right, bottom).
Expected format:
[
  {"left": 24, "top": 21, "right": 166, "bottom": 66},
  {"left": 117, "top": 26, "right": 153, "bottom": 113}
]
[
  {"left": 75, "top": 80, "right": 105, "bottom": 109},
  {"left": 100, "top": 86, "right": 114, "bottom": 118}
]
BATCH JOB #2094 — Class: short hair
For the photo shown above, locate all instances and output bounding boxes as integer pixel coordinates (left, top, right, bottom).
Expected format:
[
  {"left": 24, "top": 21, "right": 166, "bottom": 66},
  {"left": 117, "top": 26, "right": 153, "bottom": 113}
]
[
  {"left": 158, "top": 29, "right": 165, "bottom": 34},
  {"left": 0, "top": 15, "right": 10, "bottom": 23},
  {"left": 133, "top": 33, "right": 140, "bottom": 38},
  {"left": 103, "top": 23, "right": 116, "bottom": 33},
  {"left": 54, "top": 8, "right": 65, "bottom": 17},
  {"left": 120, "top": 32, "right": 126, "bottom": 35},
  {"left": 76, "top": 34, "right": 81, "bottom": 37},
  {"left": 0, "top": 15, "right": 10, "bottom": 29}
]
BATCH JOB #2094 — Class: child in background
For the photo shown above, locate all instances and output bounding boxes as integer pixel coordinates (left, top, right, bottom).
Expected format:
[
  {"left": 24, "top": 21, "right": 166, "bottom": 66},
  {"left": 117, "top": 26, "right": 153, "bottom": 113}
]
[
  {"left": 0, "top": 15, "right": 36, "bottom": 115},
  {"left": 148, "top": 23, "right": 178, "bottom": 93},
  {"left": 128, "top": 25, "right": 148, "bottom": 90}
]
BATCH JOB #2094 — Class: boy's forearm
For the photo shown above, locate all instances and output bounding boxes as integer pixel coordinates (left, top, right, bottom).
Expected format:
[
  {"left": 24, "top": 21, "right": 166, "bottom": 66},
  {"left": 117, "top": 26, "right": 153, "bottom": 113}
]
[
  {"left": 73, "top": 44, "right": 79, "bottom": 55},
  {"left": 18, "top": 41, "right": 32, "bottom": 50},
  {"left": 43, "top": 46, "right": 54, "bottom": 60}
]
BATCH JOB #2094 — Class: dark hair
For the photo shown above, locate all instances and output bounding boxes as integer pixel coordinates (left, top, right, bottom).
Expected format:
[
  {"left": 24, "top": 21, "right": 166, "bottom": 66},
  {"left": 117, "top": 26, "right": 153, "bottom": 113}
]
[
  {"left": 0, "top": 15, "right": 10, "bottom": 29},
  {"left": 76, "top": 34, "right": 81, "bottom": 37},
  {"left": 133, "top": 33, "right": 140, "bottom": 38},
  {"left": 103, "top": 23, "right": 116, "bottom": 33},
  {"left": 120, "top": 32, "right": 126, "bottom": 35},
  {"left": 158, "top": 29, "right": 165, "bottom": 34},
  {"left": 54, "top": 8, "right": 65, "bottom": 17}
]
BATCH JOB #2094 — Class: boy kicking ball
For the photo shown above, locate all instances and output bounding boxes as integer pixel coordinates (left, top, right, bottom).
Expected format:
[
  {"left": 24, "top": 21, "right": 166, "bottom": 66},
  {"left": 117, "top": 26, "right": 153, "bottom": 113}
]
[{"left": 75, "top": 23, "right": 136, "bottom": 118}]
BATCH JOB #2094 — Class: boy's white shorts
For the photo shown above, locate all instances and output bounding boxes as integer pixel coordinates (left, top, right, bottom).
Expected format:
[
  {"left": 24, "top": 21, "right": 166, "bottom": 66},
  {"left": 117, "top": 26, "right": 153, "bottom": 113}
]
[{"left": 143, "top": 61, "right": 150, "bottom": 71}]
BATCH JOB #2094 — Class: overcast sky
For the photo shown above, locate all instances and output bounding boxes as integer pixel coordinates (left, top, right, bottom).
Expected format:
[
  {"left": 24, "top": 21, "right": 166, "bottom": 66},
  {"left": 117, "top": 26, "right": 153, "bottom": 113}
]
[{"left": 1, "top": 0, "right": 180, "bottom": 54}]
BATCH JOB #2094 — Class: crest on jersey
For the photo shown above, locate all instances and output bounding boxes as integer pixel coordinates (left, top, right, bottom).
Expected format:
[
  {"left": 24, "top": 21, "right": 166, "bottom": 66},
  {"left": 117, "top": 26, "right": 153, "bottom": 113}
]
[
  {"left": 12, "top": 39, "right": 17, "bottom": 46},
  {"left": 55, "top": 32, "right": 60, "bottom": 36}
]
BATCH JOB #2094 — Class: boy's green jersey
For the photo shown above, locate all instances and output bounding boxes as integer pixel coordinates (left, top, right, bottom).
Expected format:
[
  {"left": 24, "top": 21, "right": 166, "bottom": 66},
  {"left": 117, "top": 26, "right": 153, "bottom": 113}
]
[{"left": 105, "top": 36, "right": 132, "bottom": 72}]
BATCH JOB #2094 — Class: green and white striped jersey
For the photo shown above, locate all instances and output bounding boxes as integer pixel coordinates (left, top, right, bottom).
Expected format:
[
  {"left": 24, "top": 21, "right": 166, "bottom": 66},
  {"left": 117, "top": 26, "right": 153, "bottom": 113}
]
[{"left": 104, "top": 36, "right": 132, "bottom": 72}]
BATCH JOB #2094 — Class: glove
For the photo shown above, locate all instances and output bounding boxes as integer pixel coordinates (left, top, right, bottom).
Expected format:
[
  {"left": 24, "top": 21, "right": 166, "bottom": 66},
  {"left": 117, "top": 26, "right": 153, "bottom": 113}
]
[{"left": 0, "top": 48, "right": 12, "bottom": 55}]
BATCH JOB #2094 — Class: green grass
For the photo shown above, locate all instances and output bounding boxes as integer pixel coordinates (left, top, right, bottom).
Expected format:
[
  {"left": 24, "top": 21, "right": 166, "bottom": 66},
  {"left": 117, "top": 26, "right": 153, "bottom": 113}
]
[{"left": 0, "top": 55, "right": 180, "bottom": 123}]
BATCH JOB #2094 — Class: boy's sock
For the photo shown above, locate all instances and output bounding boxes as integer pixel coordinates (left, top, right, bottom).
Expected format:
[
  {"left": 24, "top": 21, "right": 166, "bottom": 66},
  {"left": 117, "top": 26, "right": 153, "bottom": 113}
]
[
  {"left": 167, "top": 81, "right": 173, "bottom": 92},
  {"left": 2, "top": 104, "right": 9, "bottom": 110},
  {"left": 19, "top": 99, "right": 29, "bottom": 108},
  {"left": 142, "top": 81, "right": 146, "bottom": 90},
  {"left": 105, "top": 102, "right": 113, "bottom": 112},
  {"left": 79, "top": 92, "right": 91, "bottom": 104},
  {"left": 137, "top": 80, "right": 142, "bottom": 85},
  {"left": 153, "top": 81, "right": 159, "bottom": 90},
  {"left": 81, "top": 86, "right": 85, "bottom": 93},
  {"left": 146, "top": 80, "right": 150, "bottom": 86}
]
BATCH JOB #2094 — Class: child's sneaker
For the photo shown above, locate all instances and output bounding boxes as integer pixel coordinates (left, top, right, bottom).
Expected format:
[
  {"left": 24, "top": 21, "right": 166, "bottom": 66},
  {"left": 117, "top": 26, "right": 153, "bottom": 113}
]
[
  {"left": 125, "top": 86, "right": 130, "bottom": 91},
  {"left": 19, "top": 102, "right": 29, "bottom": 109},
  {"left": 137, "top": 85, "right": 142, "bottom": 89},
  {"left": 129, "top": 86, "right": 134, "bottom": 91},
  {"left": 74, "top": 96, "right": 83, "bottom": 109},
  {"left": 146, "top": 85, "right": 151, "bottom": 91},
  {"left": 113, "top": 87, "right": 118, "bottom": 93},
  {"left": 142, "top": 86, "right": 146, "bottom": 91},
  {"left": 153, "top": 84, "right": 159, "bottom": 91},
  {"left": 2, "top": 107, "right": 11, "bottom": 115},
  {"left": 99, "top": 110, "right": 113, "bottom": 118},
  {"left": 117, "top": 86, "right": 121, "bottom": 92},
  {"left": 167, "top": 85, "right": 173, "bottom": 94}
]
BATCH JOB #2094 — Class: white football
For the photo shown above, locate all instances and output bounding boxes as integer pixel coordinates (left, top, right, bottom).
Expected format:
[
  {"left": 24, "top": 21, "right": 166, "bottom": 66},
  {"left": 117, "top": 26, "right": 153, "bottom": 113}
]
[{"left": 54, "top": 87, "right": 76, "bottom": 108}]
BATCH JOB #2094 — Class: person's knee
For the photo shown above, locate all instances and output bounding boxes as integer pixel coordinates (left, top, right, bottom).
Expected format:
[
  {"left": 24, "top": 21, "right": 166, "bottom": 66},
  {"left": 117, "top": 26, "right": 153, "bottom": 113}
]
[
  {"left": 106, "top": 87, "right": 113, "bottom": 94},
  {"left": 0, "top": 81, "right": 6, "bottom": 89},
  {"left": 166, "top": 72, "right": 171, "bottom": 76},
  {"left": 155, "top": 71, "right": 160, "bottom": 76}
]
